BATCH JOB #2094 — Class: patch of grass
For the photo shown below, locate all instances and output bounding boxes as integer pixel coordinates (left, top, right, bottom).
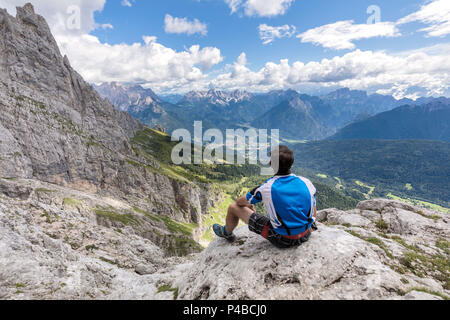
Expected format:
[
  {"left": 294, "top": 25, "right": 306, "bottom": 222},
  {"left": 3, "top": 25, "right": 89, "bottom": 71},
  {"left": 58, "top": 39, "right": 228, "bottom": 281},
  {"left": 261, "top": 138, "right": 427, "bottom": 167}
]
[
  {"left": 390, "top": 236, "right": 420, "bottom": 251},
  {"left": 341, "top": 223, "right": 351, "bottom": 228},
  {"left": 125, "top": 158, "right": 142, "bottom": 168},
  {"left": 354, "top": 180, "right": 375, "bottom": 199},
  {"left": 415, "top": 210, "right": 441, "bottom": 221},
  {"left": 157, "top": 284, "right": 179, "bottom": 300},
  {"left": 41, "top": 211, "right": 53, "bottom": 223},
  {"left": 36, "top": 188, "right": 55, "bottom": 193},
  {"left": 93, "top": 208, "right": 139, "bottom": 226},
  {"left": 400, "top": 250, "right": 449, "bottom": 285},
  {"left": 132, "top": 206, "right": 197, "bottom": 236},
  {"left": 167, "top": 235, "right": 203, "bottom": 257},
  {"left": 346, "top": 230, "right": 394, "bottom": 259},
  {"left": 162, "top": 216, "right": 197, "bottom": 236},
  {"left": 15, "top": 283, "right": 26, "bottom": 288},
  {"left": 366, "top": 237, "right": 394, "bottom": 259},
  {"left": 86, "top": 136, "right": 102, "bottom": 148},
  {"left": 404, "top": 288, "right": 449, "bottom": 300},
  {"left": 99, "top": 257, "right": 120, "bottom": 267},
  {"left": 436, "top": 239, "right": 450, "bottom": 255},
  {"left": 386, "top": 193, "right": 450, "bottom": 214},
  {"left": 200, "top": 194, "right": 234, "bottom": 244},
  {"left": 346, "top": 230, "right": 362, "bottom": 239},
  {"left": 376, "top": 218, "right": 388, "bottom": 231},
  {"left": 85, "top": 244, "right": 99, "bottom": 251},
  {"left": 63, "top": 197, "right": 82, "bottom": 209}
]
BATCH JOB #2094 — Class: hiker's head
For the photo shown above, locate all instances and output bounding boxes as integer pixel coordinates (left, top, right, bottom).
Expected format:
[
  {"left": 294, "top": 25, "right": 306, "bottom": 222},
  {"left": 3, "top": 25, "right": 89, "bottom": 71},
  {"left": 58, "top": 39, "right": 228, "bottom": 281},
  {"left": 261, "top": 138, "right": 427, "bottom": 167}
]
[{"left": 270, "top": 145, "right": 294, "bottom": 175}]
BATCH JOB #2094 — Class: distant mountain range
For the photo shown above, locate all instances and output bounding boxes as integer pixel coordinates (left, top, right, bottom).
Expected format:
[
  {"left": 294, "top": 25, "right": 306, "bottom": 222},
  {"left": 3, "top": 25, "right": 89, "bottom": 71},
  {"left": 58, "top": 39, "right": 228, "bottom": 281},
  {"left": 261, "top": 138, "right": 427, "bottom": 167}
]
[
  {"left": 331, "top": 98, "right": 450, "bottom": 142},
  {"left": 251, "top": 96, "right": 328, "bottom": 140},
  {"left": 94, "top": 82, "right": 448, "bottom": 141},
  {"left": 179, "top": 89, "right": 253, "bottom": 106},
  {"left": 94, "top": 82, "right": 161, "bottom": 113}
]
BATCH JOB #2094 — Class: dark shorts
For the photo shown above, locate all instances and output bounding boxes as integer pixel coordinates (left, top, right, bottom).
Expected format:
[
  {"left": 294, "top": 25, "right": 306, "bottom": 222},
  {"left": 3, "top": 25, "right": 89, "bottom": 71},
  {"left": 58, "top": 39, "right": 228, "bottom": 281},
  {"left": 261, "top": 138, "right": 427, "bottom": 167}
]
[{"left": 248, "top": 213, "right": 311, "bottom": 249}]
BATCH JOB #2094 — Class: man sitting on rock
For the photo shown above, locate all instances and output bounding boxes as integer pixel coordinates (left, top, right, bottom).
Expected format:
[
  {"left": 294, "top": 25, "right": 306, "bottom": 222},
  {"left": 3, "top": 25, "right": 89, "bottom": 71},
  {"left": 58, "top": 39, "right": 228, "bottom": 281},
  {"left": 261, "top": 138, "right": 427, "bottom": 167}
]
[{"left": 213, "top": 146, "right": 317, "bottom": 248}]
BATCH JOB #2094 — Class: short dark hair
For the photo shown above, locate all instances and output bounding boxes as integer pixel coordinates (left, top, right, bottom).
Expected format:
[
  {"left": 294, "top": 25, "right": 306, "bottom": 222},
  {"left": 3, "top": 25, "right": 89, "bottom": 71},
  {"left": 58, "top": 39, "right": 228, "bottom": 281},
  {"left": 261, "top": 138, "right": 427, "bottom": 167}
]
[{"left": 272, "top": 145, "right": 294, "bottom": 175}]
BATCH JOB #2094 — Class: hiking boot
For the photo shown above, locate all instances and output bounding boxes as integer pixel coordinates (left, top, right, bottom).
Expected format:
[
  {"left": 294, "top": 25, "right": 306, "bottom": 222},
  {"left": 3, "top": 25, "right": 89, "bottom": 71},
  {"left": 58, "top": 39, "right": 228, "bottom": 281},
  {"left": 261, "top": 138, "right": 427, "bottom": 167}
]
[{"left": 213, "top": 224, "right": 236, "bottom": 243}]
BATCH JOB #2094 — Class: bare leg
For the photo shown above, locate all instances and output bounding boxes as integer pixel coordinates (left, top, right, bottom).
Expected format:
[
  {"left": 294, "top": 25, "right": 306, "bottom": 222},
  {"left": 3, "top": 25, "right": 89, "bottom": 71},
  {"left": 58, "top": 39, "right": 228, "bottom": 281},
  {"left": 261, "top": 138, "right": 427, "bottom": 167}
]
[{"left": 225, "top": 202, "right": 254, "bottom": 234}]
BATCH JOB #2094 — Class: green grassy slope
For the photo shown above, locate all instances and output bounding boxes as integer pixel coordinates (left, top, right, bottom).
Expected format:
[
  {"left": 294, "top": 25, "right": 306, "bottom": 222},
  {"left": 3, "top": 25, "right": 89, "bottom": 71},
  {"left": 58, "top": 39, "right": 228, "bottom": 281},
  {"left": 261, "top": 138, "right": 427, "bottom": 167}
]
[{"left": 130, "top": 127, "right": 363, "bottom": 245}]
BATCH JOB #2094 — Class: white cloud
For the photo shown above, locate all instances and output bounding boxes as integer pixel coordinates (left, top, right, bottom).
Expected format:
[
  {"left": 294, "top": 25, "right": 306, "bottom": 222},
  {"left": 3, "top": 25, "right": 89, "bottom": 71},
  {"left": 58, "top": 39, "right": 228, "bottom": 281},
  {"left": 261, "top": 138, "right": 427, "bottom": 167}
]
[
  {"left": 297, "top": 20, "right": 401, "bottom": 50},
  {"left": 121, "top": 0, "right": 134, "bottom": 7},
  {"left": 1, "top": 0, "right": 449, "bottom": 98},
  {"left": 259, "top": 24, "right": 296, "bottom": 45},
  {"left": 224, "top": 0, "right": 242, "bottom": 14},
  {"left": 397, "top": 0, "right": 450, "bottom": 37},
  {"left": 0, "top": 0, "right": 107, "bottom": 35},
  {"left": 225, "top": 0, "right": 294, "bottom": 17},
  {"left": 210, "top": 45, "right": 450, "bottom": 99},
  {"left": 97, "top": 23, "right": 113, "bottom": 30},
  {"left": 56, "top": 33, "right": 223, "bottom": 92},
  {"left": 0, "top": 1, "right": 221, "bottom": 93},
  {"left": 164, "top": 14, "right": 207, "bottom": 36}
]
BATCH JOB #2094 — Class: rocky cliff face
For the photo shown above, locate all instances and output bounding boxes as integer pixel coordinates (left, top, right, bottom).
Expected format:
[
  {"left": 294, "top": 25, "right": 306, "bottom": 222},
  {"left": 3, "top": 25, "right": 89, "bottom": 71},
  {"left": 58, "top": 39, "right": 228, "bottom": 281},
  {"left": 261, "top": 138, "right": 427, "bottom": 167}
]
[
  {"left": 1, "top": 186, "right": 448, "bottom": 300},
  {"left": 93, "top": 82, "right": 163, "bottom": 113},
  {"left": 0, "top": 4, "right": 217, "bottom": 255},
  {"left": 180, "top": 89, "right": 253, "bottom": 106},
  {"left": 176, "top": 199, "right": 449, "bottom": 300}
]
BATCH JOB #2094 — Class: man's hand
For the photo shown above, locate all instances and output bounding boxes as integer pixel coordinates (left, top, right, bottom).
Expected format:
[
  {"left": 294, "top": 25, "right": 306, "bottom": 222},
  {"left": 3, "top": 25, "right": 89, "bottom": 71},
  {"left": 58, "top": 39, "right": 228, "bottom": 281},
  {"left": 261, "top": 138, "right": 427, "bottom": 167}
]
[{"left": 236, "top": 196, "right": 255, "bottom": 211}]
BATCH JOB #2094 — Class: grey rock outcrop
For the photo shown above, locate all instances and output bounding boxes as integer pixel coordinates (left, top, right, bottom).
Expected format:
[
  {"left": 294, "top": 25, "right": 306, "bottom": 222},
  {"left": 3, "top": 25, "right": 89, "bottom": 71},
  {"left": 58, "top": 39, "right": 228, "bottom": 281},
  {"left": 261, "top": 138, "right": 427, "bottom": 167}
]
[
  {"left": 93, "top": 82, "right": 162, "bottom": 113},
  {"left": 0, "top": 180, "right": 448, "bottom": 300},
  {"left": 174, "top": 200, "right": 449, "bottom": 300},
  {"left": 0, "top": 4, "right": 215, "bottom": 240}
]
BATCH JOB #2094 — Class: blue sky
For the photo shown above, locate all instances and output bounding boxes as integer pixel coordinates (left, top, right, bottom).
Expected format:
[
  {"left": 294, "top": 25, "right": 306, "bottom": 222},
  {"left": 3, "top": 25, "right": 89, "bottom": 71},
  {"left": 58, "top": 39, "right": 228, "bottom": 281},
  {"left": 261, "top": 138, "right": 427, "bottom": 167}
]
[
  {"left": 1, "top": 0, "right": 449, "bottom": 98},
  {"left": 93, "top": 0, "right": 438, "bottom": 69}
]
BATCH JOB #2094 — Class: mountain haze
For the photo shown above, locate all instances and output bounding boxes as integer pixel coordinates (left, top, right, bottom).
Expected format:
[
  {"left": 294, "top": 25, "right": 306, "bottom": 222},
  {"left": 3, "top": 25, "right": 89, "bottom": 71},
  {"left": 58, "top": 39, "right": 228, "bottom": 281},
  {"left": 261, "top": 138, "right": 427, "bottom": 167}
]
[{"left": 96, "top": 84, "right": 444, "bottom": 141}]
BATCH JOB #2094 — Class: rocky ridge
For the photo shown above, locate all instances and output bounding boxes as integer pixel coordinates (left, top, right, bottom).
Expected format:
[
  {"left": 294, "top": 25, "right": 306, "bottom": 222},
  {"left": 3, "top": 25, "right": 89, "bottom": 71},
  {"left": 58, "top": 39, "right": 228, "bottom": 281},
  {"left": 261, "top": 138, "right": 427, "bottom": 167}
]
[
  {"left": 93, "top": 82, "right": 163, "bottom": 113},
  {"left": 0, "top": 3, "right": 217, "bottom": 255},
  {"left": 180, "top": 89, "right": 253, "bottom": 106},
  {"left": 0, "top": 4, "right": 448, "bottom": 301},
  {"left": 1, "top": 179, "right": 448, "bottom": 300}
]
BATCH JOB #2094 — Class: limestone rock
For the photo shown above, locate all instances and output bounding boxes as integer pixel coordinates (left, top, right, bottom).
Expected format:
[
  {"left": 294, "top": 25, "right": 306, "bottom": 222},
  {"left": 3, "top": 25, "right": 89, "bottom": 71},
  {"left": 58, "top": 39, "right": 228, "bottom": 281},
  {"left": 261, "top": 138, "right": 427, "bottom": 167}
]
[{"left": 0, "top": 3, "right": 215, "bottom": 244}]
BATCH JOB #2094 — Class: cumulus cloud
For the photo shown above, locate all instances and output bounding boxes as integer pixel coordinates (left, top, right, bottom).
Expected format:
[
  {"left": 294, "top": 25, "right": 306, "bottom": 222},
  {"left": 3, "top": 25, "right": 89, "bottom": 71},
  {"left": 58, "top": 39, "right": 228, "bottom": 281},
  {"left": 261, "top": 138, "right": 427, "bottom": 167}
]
[
  {"left": 259, "top": 24, "right": 296, "bottom": 45},
  {"left": 225, "top": 0, "right": 294, "bottom": 17},
  {"left": 397, "top": 0, "right": 450, "bottom": 37},
  {"left": 0, "top": 0, "right": 107, "bottom": 35},
  {"left": 297, "top": 20, "right": 401, "bottom": 50},
  {"left": 1, "top": 0, "right": 449, "bottom": 98},
  {"left": 56, "top": 33, "right": 223, "bottom": 92},
  {"left": 121, "top": 0, "right": 134, "bottom": 7},
  {"left": 164, "top": 14, "right": 207, "bottom": 36},
  {"left": 210, "top": 45, "right": 450, "bottom": 99},
  {"left": 0, "top": 1, "right": 221, "bottom": 93}
]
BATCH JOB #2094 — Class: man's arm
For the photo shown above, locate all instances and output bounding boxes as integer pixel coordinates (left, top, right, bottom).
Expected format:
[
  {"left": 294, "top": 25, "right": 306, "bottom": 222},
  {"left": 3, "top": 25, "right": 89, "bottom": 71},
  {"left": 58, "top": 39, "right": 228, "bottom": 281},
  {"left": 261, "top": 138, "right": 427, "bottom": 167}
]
[{"left": 236, "top": 196, "right": 255, "bottom": 211}]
